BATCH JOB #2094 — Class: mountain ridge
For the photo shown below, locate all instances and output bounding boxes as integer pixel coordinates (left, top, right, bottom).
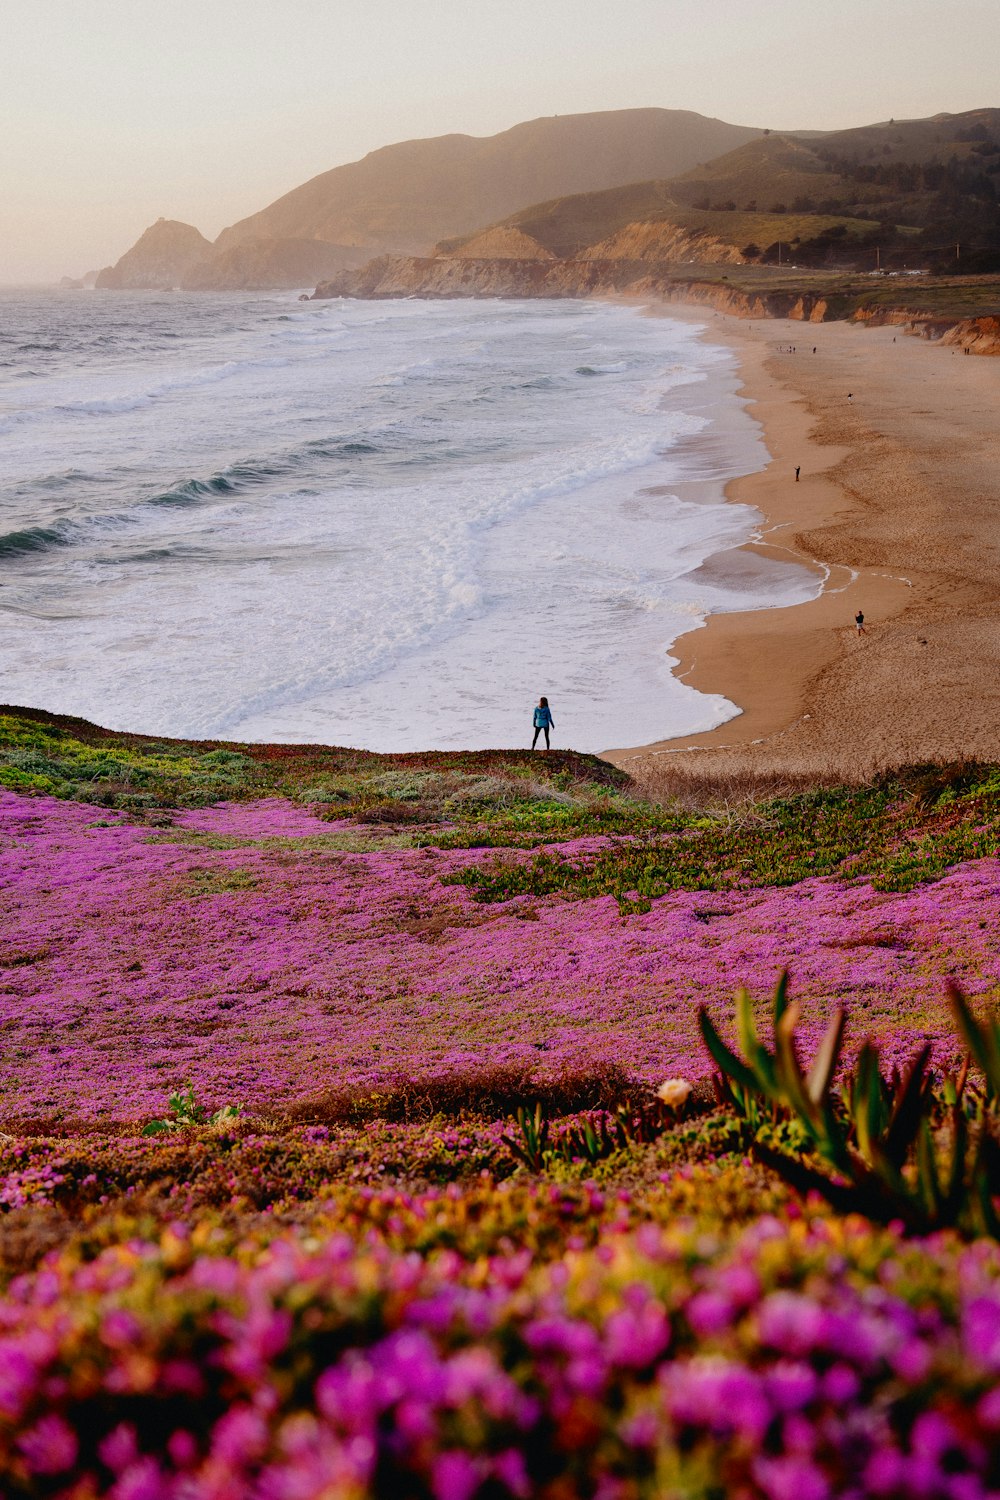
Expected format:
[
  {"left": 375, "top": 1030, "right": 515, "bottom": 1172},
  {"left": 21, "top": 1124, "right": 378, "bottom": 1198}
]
[
  {"left": 93, "top": 106, "right": 1000, "bottom": 292},
  {"left": 94, "top": 108, "right": 764, "bottom": 290},
  {"left": 213, "top": 108, "right": 763, "bottom": 256}
]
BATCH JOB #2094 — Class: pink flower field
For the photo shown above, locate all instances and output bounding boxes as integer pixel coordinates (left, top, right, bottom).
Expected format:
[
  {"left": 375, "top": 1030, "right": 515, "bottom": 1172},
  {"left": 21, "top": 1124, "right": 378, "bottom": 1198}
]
[
  {"left": 2, "top": 742, "right": 1000, "bottom": 1499},
  {"left": 1, "top": 792, "right": 1000, "bottom": 1122},
  {"left": 1, "top": 788, "right": 997, "bottom": 1122}
]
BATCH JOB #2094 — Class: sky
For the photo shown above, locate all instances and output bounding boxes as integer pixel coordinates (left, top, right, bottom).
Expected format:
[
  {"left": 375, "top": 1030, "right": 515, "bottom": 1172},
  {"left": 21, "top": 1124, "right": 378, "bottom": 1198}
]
[{"left": 2, "top": 0, "right": 997, "bottom": 283}]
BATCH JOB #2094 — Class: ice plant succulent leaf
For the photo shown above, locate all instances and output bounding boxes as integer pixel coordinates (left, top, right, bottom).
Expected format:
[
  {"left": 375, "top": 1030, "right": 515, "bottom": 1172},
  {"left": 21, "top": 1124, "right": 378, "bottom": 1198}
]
[
  {"left": 884, "top": 1044, "right": 932, "bottom": 1169},
  {"left": 806, "top": 1008, "right": 846, "bottom": 1107},
  {"left": 949, "top": 981, "right": 1000, "bottom": 1097},
  {"left": 698, "top": 1006, "right": 760, "bottom": 1100}
]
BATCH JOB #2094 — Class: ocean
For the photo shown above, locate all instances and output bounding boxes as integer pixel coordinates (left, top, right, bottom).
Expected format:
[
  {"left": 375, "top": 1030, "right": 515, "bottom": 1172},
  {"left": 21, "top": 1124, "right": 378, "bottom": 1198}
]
[{"left": 0, "top": 288, "right": 818, "bottom": 751}]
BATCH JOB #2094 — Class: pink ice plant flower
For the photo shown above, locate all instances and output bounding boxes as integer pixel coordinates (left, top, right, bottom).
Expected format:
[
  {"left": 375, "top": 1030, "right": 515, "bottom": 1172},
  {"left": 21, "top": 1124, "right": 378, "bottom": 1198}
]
[
  {"left": 0, "top": 1214, "right": 990, "bottom": 1496},
  {"left": 1, "top": 788, "right": 995, "bottom": 1119}
]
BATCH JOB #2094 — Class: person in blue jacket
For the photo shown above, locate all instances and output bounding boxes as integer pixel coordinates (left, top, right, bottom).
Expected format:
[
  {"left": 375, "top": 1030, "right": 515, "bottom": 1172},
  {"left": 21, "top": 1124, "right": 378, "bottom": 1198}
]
[{"left": 532, "top": 696, "right": 554, "bottom": 749}]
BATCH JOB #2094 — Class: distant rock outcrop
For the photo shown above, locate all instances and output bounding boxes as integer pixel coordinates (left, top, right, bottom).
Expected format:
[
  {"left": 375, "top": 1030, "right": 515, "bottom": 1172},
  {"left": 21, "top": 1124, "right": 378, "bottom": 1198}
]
[{"left": 95, "top": 220, "right": 213, "bottom": 290}]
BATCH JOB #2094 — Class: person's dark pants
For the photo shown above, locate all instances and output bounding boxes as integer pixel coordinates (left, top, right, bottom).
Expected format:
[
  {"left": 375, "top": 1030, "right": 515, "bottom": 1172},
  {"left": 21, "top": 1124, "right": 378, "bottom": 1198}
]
[{"left": 532, "top": 726, "right": 550, "bottom": 749}]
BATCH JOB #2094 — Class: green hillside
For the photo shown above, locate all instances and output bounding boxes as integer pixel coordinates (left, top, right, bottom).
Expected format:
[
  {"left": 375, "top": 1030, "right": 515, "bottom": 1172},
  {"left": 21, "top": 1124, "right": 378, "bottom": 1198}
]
[
  {"left": 435, "top": 180, "right": 681, "bottom": 259},
  {"left": 668, "top": 133, "right": 873, "bottom": 212},
  {"left": 820, "top": 108, "right": 1000, "bottom": 164},
  {"left": 440, "top": 109, "right": 1000, "bottom": 273}
]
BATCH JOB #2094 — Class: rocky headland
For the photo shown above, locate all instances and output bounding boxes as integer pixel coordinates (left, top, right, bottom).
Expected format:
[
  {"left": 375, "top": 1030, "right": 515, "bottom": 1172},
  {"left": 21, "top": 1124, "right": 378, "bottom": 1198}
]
[{"left": 95, "top": 219, "right": 213, "bottom": 290}]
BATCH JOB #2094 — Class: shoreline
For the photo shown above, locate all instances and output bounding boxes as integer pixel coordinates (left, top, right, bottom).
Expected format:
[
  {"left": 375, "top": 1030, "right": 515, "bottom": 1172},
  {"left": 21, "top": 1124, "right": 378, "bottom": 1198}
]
[{"left": 604, "top": 307, "right": 1000, "bottom": 782}]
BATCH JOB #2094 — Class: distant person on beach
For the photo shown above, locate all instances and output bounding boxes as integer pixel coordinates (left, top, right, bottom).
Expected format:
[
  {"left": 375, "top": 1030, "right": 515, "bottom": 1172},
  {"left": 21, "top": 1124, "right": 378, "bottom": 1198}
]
[
  {"left": 855, "top": 610, "right": 866, "bottom": 635},
  {"left": 532, "top": 697, "right": 554, "bottom": 749},
  {"left": 795, "top": 465, "right": 801, "bottom": 482},
  {"left": 847, "top": 393, "right": 854, "bottom": 403}
]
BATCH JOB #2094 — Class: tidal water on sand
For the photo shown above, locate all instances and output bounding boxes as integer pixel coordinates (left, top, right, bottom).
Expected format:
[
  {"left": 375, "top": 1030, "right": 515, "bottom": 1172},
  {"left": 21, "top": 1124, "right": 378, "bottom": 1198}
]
[{"left": 0, "top": 289, "right": 817, "bottom": 750}]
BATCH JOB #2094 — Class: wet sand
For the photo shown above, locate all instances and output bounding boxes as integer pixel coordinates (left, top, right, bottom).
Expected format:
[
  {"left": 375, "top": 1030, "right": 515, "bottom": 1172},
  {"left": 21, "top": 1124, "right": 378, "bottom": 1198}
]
[{"left": 605, "top": 312, "right": 1000, "bottom": 786}]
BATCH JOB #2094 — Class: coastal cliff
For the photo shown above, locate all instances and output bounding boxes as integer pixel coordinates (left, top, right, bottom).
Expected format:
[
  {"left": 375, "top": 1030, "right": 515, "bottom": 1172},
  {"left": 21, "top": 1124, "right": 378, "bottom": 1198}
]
[
  {"left": 849, "top": 306, "right": 1000, "bottom": 353},
  {"left": 577, "top": 222, "right": 746, "bottom": 265},
  {"left": 312, "top": 254, "right": 829, "bottom": 316},
  {"left": 311, "top": 254, "right": 1000, "bottom": 351},
  {"left": 313, "top": 255, "right": 655, "bottom": 299}
]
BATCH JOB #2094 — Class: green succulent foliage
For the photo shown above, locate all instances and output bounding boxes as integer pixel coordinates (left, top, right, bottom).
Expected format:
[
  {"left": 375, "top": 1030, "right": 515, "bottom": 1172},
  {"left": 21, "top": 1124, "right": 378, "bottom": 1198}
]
[
  {"left": 502, "top": 1093, "right": 691, "bottom": 1172},
  {"left": 503, "top": 1103, "right": 551, "bottom": 1172},
  {"left": 699, "top": 973, "right": 1000, "bottom": 1237},
  {"left": 142, "top": 1087, "right": 242, "bottom": 1136},
  {"left": 950, "top": 980, "right": 1000, "bottom": 1100}
]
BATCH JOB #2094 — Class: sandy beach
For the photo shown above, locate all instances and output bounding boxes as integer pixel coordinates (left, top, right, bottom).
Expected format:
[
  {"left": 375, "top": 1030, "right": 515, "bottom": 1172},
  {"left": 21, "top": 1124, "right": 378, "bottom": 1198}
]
[{"left": 605, "top": 310, "right": 1000, "bottom": 786}]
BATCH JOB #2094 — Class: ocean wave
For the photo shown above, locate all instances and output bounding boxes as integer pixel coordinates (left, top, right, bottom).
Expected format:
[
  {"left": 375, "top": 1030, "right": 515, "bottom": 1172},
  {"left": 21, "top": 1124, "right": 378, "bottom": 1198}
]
[
  {"left": 147, "top": 475, "right": 242, "bottom": 508},
  {"left": 0, "top": 292, "right": 773, "bottom": 751},
  {"left": 61, "top": 392, "right": 154, "bottom": 416},
  {"left": 53, "top": 356, "right": 293, "bottom": 420},
  {"left": 304, "top": 438, "right": 382, "bottom": 459},
  {"left": 0, "top": 522, "right": 78, "bottom": 558}
]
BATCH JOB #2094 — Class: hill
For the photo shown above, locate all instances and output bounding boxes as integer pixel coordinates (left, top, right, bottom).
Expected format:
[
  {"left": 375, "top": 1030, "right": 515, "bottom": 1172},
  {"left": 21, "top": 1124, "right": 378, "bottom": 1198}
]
[
  {"left": 213, "top": 108, "right": 762, "bottom": 257},
  {"left": 97, "top": 109, "right": 764, "bottom": 289},
  {"left": 94, "top": 106, "right": 1000, "bottom": 290},
  {"left": 433, "top": 179, "right": 683, "bottom": 259},
  {"left": 666, "top": 132, "right": 877, "bottom": 213},
  {"left": 431, "top": 111, "right": 1000, "bottom": 277},
  {"left": 819, "top": 107, "right": 1000, "bottom": 165}
]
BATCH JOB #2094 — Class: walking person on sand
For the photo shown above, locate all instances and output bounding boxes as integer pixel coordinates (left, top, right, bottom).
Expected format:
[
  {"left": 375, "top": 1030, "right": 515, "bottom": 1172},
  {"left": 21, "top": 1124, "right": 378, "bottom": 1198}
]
[
  {"left": 532, "top": 696, "right": 554, "bottom": 750},
  {"left": 855, "top": 610, "right": 866, "bottom": 635}
]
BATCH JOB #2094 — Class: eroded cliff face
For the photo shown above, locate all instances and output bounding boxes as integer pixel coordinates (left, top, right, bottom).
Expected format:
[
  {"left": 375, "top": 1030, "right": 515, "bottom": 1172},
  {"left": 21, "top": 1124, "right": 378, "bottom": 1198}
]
[
  {"left": 578, "top": 220, "right": 746, "bottom": 265},
  {"left": 312, "top": 255, "right": 829, "bottom": 318},
  {"left": 850, "top": 306, "right": 1000, "bottom": 354},
  {"left": 941, "top": 317, "right": 1000, "bottom": 354},
  {"left": 313, "top": 255, "right": 647, "bottom": 299},
  {"left": 310, "top": 256, "right": 1000, "bottom": 354}
]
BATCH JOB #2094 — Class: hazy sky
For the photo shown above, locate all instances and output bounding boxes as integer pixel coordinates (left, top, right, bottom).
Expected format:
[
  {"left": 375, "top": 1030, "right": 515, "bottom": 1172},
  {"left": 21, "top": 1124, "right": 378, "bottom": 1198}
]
[{"left": 2, "top": 0, "right": 997, "bottom": 282}]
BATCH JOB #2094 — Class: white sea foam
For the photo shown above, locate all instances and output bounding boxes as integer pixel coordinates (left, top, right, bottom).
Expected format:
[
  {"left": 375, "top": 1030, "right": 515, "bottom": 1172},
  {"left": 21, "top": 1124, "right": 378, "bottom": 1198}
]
[{"left": 0, "top": 289, "right": 819, "bottom": 750}]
